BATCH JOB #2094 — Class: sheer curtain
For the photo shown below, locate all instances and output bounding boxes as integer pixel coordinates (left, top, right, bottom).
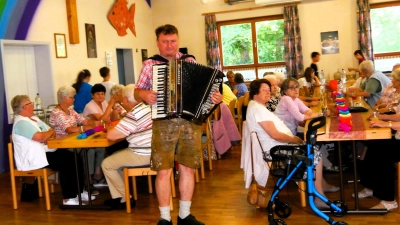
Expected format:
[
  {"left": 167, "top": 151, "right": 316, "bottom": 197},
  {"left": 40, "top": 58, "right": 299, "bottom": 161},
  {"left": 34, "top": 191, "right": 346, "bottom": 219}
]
[
  {"left": 204, "top": 14, "right": 222, "bottom": 70},
  {"left": 283, "top": 5, "right": 304, "bottom": 78},
  {"left": 356, "top": 0, "right": 374, "bottom": 61}
]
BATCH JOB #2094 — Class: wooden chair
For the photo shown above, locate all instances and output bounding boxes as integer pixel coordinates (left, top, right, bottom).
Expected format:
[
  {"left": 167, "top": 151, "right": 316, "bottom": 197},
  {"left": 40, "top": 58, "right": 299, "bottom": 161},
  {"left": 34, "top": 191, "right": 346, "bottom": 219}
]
[
  {"left": 201, "top": 117, "right": 212, "bottom": 171},
  {"left": 8, "top": 140, "right": 56, "bottom": 210},
  {"left": 245, "top": 122, "right": 307, "bottom": 207},
  {"left": 228, "top": 99, "right": 238, "bottom": 129},
  {"left": 123, "top": 166, "right": 175, "bottom": 213},
  {"left": 237, "top": 96, "right": 245, "bottom": 135}
]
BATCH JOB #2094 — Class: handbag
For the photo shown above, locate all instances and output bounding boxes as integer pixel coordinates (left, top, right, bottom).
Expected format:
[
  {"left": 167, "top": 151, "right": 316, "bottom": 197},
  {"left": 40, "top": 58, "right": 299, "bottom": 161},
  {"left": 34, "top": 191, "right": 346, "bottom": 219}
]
[
  {"left": 246, "top": 137, "right": 269, "bottom": 208},
  {"left": 247, "top": 175, "right": 258, "bottom": 206},
  {"left": 20, "top": 179, "right": 39, "bottom": 202}
]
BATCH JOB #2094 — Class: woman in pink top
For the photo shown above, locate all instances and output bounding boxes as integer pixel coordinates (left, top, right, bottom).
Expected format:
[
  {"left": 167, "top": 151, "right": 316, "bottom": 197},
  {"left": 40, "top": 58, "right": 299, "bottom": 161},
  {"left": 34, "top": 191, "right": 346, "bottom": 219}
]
[{"left": 275, "top": 77, "right": 322, "bottom": 136}]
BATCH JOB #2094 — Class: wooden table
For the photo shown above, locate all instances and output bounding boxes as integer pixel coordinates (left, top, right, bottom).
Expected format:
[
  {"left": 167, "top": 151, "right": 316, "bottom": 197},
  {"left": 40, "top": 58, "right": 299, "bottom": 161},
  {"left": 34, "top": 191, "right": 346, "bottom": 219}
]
[
  {"left": 48, "top": 131, "right": 122, "bottom": 209},
  {"left": 305, "top": 86, "right": 391, "bottom": 214}
]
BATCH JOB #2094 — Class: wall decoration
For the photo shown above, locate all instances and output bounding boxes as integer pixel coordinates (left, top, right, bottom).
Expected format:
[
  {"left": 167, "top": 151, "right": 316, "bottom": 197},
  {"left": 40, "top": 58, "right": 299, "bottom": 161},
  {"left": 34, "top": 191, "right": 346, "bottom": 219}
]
[
  {"left": 85, "top": 23, "right": 97, "bottom": 58},
  {"left": 54, "top": 33, "right": 67, "bottom": 58},
  {"left": 0, "top": 0, "right": 41, "bottom": 40},
  {"left": 108, "top": 0, "right": 136, "bottom": 37},
  {"left": 141, "top": 49, "right": 148, "bottom": 62},
  {"left": 321, "top": 31, "right": 339, "bottom": 54}
]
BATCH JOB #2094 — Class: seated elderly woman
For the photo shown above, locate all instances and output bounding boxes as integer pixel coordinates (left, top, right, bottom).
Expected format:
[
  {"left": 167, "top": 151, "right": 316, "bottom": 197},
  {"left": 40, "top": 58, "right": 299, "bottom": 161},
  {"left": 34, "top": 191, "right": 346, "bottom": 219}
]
[
  {"left": 263, "top": 74, "right": 281, "bottom": 112},
  {"left": 82, "top": 83, "right": 115, "bottom": 122},
  {"left": 372, "top": 66, "right": 400, "bottom": 113},
  {"left": 102, "top": 84, "right": 152, "bottom": 209},
  {"left": 11, "top": 95, "right": 93, "bottom": 205},
  {"left": 246, "top": 79, "right": 338, "bottom": 208},
  {"left": 109, "top": 84, "right": 127, "bottom": 119},
  {"left": 275, "top": 78, "right": 322, "bottom": 137},
  {"left": 49, "top": 86, "right": 101, "bottom": 194},
  {"left": 233, "top": 73, "right": 248, "bottom": 98}
]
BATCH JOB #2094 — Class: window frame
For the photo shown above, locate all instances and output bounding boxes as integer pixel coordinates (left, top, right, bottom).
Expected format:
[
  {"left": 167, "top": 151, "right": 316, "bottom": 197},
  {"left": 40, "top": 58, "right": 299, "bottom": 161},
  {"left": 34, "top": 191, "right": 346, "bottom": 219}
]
[
  {"left": 217, "top": 15, "right": 285, "bottom": 79},
  {"left": 370, "top": 1, "right": 400, "bottom": 58}
]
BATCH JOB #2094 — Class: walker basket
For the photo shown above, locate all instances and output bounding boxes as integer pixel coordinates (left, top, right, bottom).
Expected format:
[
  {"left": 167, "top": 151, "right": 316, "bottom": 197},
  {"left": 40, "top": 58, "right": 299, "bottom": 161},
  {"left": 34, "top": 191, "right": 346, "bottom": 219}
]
[{"left": 269, "top": 144, "right": 307, "bottom": 181}]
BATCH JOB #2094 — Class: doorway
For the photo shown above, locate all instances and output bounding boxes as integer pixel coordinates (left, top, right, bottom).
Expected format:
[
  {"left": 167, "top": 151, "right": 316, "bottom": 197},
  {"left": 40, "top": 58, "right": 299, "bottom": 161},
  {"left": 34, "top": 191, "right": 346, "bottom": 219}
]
[{"left": 116, "top": 49, "right": 135, "bottom": 85}]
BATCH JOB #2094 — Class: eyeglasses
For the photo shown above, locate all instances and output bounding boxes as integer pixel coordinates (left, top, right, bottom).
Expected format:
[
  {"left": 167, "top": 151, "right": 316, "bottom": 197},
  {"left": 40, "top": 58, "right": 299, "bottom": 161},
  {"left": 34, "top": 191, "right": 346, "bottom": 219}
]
[
  {"left": 23, "top": 102, "right": 33, "bottom": 107},
  {"left": 260, "top": 88, "right": 270, "bottom": 92},
  {"left": 288, "top": 86, "right": 300, "bottom": 90}
]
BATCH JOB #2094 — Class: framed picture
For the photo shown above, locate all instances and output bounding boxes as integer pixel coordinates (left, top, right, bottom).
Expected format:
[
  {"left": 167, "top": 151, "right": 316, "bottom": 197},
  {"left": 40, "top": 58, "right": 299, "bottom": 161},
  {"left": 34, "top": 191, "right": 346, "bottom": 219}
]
[
  {"left": 54, "top": 33, "right": 67, "bottom": 58},
  {"left": 141, "top": 49, "right": 148, "bottom": 62},
  {"left": 321, "top": 31, "right": 339, "bottom": 54},
  {"left": 85, "top": 23, "right": 97, "bottom": 58}
]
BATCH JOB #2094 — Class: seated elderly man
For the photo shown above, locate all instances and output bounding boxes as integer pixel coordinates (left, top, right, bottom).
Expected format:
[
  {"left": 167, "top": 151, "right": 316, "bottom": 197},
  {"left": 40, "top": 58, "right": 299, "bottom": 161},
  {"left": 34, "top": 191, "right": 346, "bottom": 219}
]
[
  {"left": 102, "top": 84, "right": 152, "bottom": 209},
  {"left": 11, "top": 95, "right": 92, "bottom": 205},
  {"left": 352, "top": 60, "right": 391, "bottom": 108}
]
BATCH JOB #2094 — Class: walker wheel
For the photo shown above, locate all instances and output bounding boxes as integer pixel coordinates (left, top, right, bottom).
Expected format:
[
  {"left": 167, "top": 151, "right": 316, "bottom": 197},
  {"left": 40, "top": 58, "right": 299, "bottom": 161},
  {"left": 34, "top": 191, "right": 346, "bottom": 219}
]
[
  {"left": 274, "top": 202, "right": 292, "bottom": 218},
  {"left": 269, "top": 219, "right": 287, "bottom": 225},
  {"left": 331, "top": 200, "right": 348, "bottom": 217},
  {"left": 334, "top": 222, "right": 348, "bottom": 225}
]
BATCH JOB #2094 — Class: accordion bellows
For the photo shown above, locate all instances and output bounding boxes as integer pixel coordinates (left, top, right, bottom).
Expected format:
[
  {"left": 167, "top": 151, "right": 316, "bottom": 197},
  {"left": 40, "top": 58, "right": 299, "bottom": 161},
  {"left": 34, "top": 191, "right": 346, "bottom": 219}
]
[{"left": 152, "top": 60, "right": 224, "bottom": 124}]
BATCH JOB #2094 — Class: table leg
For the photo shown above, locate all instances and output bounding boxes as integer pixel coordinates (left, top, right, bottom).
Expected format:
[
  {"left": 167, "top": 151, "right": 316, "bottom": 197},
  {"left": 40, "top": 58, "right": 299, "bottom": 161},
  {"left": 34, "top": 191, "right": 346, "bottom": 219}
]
[
  {"left": 74, "top": 148, "right": 82, "bottom": 205},
  {"left": 352, "top": 140, "right": 359, "bottom": 210},
  {"left": 321, "top": 141, "right": 387, "bottom": 214},
  {"left": 82, "top": 148, "right": 93, "bottom": 206},
  {"left": 337, "top": 141, "right": 344, "bottom": 201},
  {"left": 59, "top": 148, "right": 111, "bottom": 210}
]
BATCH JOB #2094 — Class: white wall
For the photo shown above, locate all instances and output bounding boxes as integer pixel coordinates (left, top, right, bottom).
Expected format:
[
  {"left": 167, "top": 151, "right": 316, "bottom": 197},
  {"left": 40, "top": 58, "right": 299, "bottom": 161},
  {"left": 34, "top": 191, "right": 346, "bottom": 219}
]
[
  {"left": 151, "top": 0, "right": 394, "bottom": 80},
  {"left": 26, "top": 0, "right": 154, "bottom": 97},
  {"left": 23, "top": 0, "right": 398, "bottom": 92}
]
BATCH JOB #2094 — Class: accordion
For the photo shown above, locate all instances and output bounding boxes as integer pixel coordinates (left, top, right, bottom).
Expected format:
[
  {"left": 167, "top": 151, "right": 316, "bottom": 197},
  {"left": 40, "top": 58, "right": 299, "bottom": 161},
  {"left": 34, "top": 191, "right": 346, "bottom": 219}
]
[{"left": 151, "top": 60, "right": 224, "bottom": 124}]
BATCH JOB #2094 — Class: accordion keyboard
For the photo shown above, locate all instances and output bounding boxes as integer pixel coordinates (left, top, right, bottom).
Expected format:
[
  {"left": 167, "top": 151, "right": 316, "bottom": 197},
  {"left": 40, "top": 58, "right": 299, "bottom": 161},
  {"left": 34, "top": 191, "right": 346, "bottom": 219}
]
[{"left": 152, "top": 64, "right": 168, "bottom": 119}]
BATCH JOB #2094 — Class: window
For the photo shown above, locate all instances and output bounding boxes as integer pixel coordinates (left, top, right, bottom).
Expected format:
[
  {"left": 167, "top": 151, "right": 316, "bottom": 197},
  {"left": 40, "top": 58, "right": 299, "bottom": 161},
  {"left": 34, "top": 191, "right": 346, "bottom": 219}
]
[
  {"left": 218, "top": 15, "right": 285, "bottom": 81},
  {"left": 371, "top": 2, "right": 400, "bottom": 71}
]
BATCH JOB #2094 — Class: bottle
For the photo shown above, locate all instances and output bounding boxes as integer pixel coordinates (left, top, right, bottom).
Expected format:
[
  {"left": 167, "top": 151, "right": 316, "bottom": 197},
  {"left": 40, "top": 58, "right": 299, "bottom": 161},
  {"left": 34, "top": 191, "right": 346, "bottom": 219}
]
[
  {"left": 341, "top": 69, "right": 347, "bottom": 84},
  {"left": 35, "top": 93, "right": 43, "bottom": 117},
  {"left": 320, "top": 70, "right": 326, "bottom": 85}
]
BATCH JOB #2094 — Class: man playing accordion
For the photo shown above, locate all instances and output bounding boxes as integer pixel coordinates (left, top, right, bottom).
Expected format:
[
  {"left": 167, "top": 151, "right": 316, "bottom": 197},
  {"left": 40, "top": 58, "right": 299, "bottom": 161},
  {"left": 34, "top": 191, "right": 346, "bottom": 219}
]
[{"left": 134, "top": 24, "right": 222, "bottom": 225}]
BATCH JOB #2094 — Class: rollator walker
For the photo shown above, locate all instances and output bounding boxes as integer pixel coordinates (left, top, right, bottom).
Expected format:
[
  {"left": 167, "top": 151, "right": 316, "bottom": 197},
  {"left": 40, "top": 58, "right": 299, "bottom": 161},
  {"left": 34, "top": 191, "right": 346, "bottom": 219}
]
[{"left": 267, "top": 116, "right": 348, "bottom": 225}]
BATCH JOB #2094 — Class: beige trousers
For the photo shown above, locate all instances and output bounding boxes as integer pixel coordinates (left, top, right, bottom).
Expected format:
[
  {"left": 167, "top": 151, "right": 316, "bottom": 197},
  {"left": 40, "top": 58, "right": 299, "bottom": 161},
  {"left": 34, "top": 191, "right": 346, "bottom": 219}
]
[{"left": 102, "top": 148, "right": 150, "bottom": 198}]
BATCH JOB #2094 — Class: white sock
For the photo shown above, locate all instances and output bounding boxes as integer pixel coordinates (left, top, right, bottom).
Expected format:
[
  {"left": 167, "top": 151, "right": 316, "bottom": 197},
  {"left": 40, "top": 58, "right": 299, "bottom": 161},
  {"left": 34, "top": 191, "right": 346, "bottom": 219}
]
[
  {"left": 179, "top": 200, "right": 191, "bottom": 219},
  {"left": 159, "top": 205, "right": 171, "bottom": 222}
]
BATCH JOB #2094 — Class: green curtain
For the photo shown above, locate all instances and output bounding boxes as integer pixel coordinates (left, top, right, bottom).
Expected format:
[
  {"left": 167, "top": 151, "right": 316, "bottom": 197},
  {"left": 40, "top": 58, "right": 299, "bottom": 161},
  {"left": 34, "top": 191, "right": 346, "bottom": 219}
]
[{"left": 283, "top": 5, "right": 304, "bottom": 78}]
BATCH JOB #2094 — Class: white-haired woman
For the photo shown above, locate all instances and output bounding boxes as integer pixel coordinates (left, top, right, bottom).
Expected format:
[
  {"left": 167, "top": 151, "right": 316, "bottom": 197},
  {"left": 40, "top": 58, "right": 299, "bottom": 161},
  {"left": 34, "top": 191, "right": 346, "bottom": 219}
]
[
  {"left": 109, "top": 84, "right": 127, "bottom": 119},
  {"left": 263, "top": 74, "right": 281, "bottom": 112},
  {"left": 11, "top": 95, "right": 93, "bottom": 205},
  {"left": 49, "top": 86, "right": 101, "bottom": 194}
]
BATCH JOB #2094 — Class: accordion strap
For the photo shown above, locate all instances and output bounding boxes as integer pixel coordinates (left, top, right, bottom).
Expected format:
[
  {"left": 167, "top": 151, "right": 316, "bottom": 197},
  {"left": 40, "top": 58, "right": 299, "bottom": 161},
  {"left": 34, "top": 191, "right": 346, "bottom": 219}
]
[{"left": 148, "top": 54, "right": 196, "bottom": 63}]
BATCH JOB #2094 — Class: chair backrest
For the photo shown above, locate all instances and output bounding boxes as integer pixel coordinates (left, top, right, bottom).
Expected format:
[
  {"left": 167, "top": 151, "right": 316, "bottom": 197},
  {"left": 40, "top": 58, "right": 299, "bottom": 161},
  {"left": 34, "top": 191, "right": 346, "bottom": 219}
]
[
  {"left": 228, "top": 99, "right": 237, "bottom": 119},
  {"left": 237, "top": 96, "right": 244, "bottom": 120},
  {"left": 243, "top": 91, "right": 250, "bottom": 106}
]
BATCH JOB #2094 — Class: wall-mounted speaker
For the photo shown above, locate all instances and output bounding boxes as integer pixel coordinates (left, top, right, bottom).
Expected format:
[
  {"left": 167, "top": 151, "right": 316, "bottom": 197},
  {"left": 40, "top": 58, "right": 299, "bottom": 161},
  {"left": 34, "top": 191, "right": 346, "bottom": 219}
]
[{"left": 179, "top": 47, "right": 188, "bottom": 54}]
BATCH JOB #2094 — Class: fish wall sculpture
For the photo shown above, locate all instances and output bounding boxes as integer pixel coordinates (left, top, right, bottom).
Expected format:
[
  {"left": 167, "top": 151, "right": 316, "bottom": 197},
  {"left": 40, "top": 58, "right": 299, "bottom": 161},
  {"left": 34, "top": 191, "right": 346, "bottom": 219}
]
[{"left": 108, "top": 0, "right": 136, "bottom": 37}]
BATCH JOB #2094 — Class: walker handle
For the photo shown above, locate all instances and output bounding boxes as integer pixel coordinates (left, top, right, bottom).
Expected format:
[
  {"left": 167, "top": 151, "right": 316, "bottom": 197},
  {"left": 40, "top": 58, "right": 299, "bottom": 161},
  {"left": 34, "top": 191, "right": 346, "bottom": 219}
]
[{"left": 306, "top": 116, "right": 326, "bottom": 143}]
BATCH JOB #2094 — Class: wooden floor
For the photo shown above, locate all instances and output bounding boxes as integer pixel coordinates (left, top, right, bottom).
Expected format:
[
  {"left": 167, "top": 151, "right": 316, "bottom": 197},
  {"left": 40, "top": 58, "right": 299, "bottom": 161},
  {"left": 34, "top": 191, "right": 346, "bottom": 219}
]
[{"left": 1, "top": 144, "right": 399, "bottom": 225}]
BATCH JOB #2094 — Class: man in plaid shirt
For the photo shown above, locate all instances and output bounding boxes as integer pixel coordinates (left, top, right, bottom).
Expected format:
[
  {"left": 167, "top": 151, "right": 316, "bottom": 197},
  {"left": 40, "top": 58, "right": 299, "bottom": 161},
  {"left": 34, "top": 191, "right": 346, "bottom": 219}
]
[{"left": 134, "top": 24, "right": 222, "bottom": 225}]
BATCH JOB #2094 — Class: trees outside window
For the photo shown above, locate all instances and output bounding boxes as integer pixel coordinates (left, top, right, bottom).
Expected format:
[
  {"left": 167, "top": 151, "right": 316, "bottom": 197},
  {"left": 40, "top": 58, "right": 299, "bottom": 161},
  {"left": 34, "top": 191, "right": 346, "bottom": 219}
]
[
  {"left": 371, "top": 2, "right": 400, "bottom": 72},
  {"left": 218, "top": 15, "right": 285, "bottom": 81}
]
